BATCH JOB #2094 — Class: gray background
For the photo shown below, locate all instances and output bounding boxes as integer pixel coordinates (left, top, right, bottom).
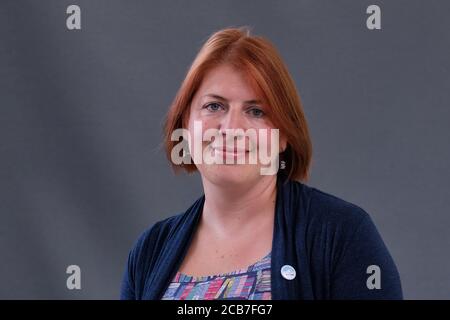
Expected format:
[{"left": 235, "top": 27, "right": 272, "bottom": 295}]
[{"left": 0, "top": 0, "right": 449, "bottom": 299}]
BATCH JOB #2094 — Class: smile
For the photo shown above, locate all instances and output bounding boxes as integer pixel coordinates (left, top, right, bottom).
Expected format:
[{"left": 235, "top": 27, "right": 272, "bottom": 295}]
[{"left": 212, "top": 147, "right": 248, "bottom": 156}]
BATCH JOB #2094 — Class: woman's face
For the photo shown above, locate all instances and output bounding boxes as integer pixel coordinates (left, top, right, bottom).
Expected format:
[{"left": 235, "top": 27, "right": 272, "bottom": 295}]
[{"left": 187, "top": 63, "right": 286, "bottom": 187}]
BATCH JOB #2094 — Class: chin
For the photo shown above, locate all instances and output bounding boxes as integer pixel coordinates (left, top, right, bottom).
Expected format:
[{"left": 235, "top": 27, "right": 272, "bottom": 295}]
[{"left": 201, "top": 164, "right": 260, "bottom": 187}]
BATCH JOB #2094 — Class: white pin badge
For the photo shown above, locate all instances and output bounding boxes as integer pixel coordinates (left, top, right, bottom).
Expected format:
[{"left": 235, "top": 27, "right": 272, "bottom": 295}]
[{"left": 281, "top": 265, "right": 296, "bottom": 280}]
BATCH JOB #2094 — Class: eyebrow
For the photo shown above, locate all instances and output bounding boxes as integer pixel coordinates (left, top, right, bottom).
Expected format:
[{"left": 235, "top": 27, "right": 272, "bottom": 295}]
[{"left": 202, "top": 94, "right": 262, "bottom": 104}]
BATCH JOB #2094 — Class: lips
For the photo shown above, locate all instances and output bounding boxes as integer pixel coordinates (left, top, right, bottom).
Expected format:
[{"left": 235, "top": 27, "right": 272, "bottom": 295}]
[
  {"left": 210, "top": 144, "right": 248, "bottom": 153},
  {"left": 213, "top": 147, "right": 248, "bottom": 155}
]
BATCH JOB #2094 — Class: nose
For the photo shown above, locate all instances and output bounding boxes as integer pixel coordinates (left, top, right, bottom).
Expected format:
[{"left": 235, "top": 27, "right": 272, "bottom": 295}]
[
  {"left": 218, "top": 107, "right": 247, "bottom": 149},
  {"left": 219, "top": 107, "right": 246, "bottom": 132}
]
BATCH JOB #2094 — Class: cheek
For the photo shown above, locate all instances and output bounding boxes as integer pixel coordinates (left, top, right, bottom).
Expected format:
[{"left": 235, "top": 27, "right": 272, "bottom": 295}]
[
  {"left": 187, "top": 119, "right": 215, "bottom": 156},
  {"left": 200, "top": 119, "right": 219, "bottom": 149},
  {"left": 256, "top": 128, "right": 280, "bottom": 151},
  {"left": 201, "top": 119, "right": 214, "bottom": 134}
]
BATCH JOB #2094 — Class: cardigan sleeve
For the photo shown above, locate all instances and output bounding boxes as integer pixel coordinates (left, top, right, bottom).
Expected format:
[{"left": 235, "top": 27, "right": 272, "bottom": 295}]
[
  {"left": 120, "top": 224, "right": 158, "bottom": 300},
  {"left": 119, "top": 211, "right": 190, "bottom": 300},
  {"left": 330, "top": 212, "right": 403, "bottom": 299},
  {"left": 120, "top": 249, "right": 136, "bottom": 300}
]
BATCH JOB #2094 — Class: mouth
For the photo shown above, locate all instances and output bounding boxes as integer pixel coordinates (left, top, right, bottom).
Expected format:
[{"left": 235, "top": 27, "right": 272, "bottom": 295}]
[
  {"left": 212, "top": 147, "right": 249, "bottom": 156},
  {"left": 211, "top": 147, "right": 249, "bottom": 158}
]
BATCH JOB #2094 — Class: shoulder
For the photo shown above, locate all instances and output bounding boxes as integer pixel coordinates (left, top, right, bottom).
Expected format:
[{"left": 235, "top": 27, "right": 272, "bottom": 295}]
[
  {"left": 121, "top": 212, "right": 187, "bottom": 299},
  {"left": 124, "top": 212, "right": 186, "bottom": 282},
  {"left": 296, "top": 184, "right": 402, "bottom": 299},
  {"left": 298, "top": 181, "right": 372, "bottom": 231},
  {"left": 295, "top": 181, "right": 387, "bottom": 260},
  {"left": 127, "top": 195, "right": 204, "bottom": 270},
  {"left": 299, "top": 182, "right": 397, "bottom": 272},
  {"left": 130, "top": 212, "right": 185, "bottom": 258}
]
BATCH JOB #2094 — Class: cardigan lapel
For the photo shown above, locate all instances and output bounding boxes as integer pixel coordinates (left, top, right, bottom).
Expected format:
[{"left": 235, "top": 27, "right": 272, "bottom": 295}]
[{"left": 271, "top": 173, "right": 314, "bottom": 299}]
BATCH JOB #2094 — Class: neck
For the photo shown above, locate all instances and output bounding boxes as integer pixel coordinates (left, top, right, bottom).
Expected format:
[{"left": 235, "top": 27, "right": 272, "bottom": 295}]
[{"left": 200, "top": 175, "right": 278, "bottom": 237}]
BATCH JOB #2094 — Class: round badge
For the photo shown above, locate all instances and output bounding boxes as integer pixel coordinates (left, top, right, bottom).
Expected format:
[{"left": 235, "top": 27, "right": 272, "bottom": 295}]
[{"left": 281, "top": 264, "right": 296, "bottom": 280}]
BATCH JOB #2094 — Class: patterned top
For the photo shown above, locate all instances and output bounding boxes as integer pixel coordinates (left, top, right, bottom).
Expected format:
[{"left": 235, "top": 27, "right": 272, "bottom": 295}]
[{"left": 161, "top": 251, "right": 272, "bottom": 300}]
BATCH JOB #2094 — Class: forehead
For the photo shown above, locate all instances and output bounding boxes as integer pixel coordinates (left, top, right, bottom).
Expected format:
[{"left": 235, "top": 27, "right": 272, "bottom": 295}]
[{"left": 196, "top": 64, "right": 260, "bottom": 101}]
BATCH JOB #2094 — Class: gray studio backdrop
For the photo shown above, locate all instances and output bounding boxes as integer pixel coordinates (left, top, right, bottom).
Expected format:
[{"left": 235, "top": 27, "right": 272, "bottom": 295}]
[{"left": 1, "top": 0, "right": 449, "bottom": 299}]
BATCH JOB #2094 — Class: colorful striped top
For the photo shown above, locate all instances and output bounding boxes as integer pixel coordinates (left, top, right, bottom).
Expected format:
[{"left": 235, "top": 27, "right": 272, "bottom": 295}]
[{"left": 161, "top": 251, "right": 272, "bottom": 300}]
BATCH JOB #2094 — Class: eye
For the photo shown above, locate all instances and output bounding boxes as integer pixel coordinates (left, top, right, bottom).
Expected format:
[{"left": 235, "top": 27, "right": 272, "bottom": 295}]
[
  {"left": 247, "top": 107, "right": 265, "bottom": 118},
  {"left": 204, "top": 102, "right": 224, "bottom": 112}
]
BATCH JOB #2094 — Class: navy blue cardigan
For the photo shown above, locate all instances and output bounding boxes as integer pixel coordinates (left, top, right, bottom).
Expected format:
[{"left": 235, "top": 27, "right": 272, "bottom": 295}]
[{"left": 120, "top": 173, "right": 402, "bottom": 299}]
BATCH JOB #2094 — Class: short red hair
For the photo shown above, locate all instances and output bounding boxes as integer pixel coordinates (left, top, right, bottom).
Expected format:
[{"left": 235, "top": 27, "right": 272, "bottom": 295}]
[{"left": 163, "top": 26, "right": 312, "bottom": 182}]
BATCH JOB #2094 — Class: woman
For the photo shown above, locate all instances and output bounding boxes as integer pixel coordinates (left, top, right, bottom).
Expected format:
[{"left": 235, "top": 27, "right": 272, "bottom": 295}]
[{"left": 120, "top": 27, "right": 402, "bottom": 300}]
